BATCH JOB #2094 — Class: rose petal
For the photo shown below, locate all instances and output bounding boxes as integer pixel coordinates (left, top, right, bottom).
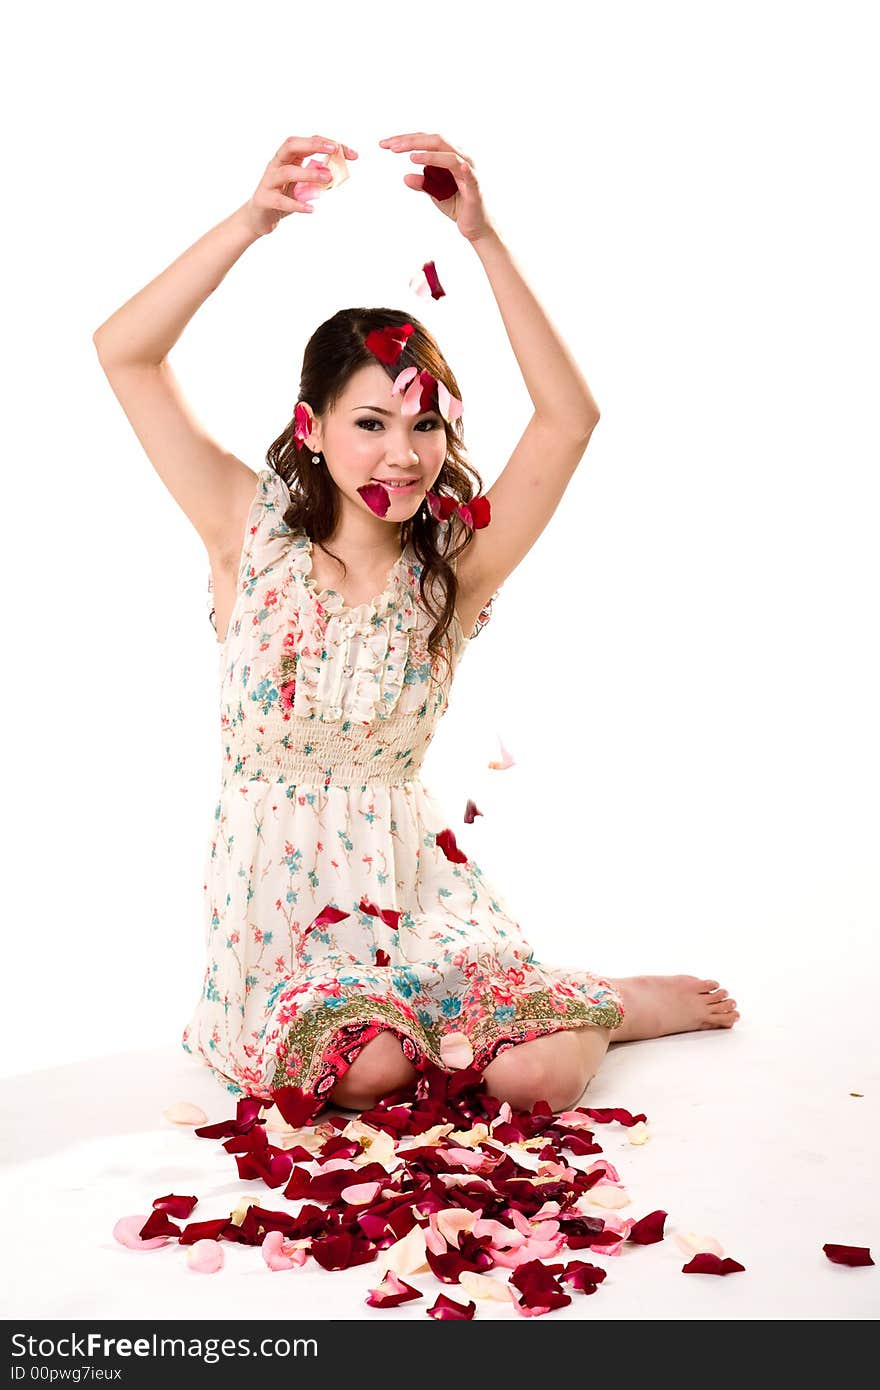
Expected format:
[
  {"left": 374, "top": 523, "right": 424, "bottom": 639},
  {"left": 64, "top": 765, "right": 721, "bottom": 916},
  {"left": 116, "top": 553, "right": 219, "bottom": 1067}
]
[
  {"left": 459, "top": 1271, "right": 514, "bottom": 1302},
  {"left": 488, "top": 736, "right": 516, "bottom": 770},
  {"left": 185, "top": 1239, "right": 224, "bottom": 1274},
  {"left": 365, "top": 1272, "right": 423, "bottom": 1308},
  {"left": 162, "top": 1102, "right": 209, "bottom": 1127},
  {"left": 823, "top": 1244, "right": 874, "bottom": 1267},
  {"left": 584, "top": 1184, "right": 631, "bottom": 1210},
  {"left": 628, "top": 1122, "right": 650, "bottom": 1145},
  {"left": 683, "top": 1253, "right": 746, "bottom": 1275},
  {"left": 261, "top": 1231, "right": 308, "bottom": 1271},
  {"left": 376, "top": 1222, "right": 429, "bottom": 1277},
  {"left": 463, "top": 799, "right": 482, "bottom": 824},
  {"left": 364, "top": 324, "right": 414, "bottom": 366},
  {"left": 436, "top": 828, "right": 468, "bottom": 864},
  {"left": 673, "top": 1231, "right": 724, "bottom": 1259},
  {"left": 113, "top": 1215, "right": 170, "bottom": 1251},
  {"left": 426, "top": 1292, "right": 476, "bottom": 1319},
  {"left": 341, "top": 1181, "right": 383, "bottom": 1206},
  {"left": 421, "top": 165, "right": 459, "bottom": 202},
  {"left": 357, "top": 482, "right": 392, "bottom": 517},
  {"left": 439, "top": 1031, "right": 474, "bottom": 1070}
]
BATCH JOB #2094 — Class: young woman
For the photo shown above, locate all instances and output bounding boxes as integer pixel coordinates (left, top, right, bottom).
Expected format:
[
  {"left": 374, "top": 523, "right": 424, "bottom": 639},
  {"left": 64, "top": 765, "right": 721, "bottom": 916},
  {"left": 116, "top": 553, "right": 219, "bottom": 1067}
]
[{"left": 94, "top": 130, "right": 738, "bottom": 1121}]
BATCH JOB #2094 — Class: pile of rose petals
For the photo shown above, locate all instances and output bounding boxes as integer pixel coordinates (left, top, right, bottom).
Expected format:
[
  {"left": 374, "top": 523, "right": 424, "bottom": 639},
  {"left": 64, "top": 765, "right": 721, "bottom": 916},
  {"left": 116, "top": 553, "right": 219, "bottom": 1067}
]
[{"left": 115, "top": 1065, "right": 754, "bottom": 1312}]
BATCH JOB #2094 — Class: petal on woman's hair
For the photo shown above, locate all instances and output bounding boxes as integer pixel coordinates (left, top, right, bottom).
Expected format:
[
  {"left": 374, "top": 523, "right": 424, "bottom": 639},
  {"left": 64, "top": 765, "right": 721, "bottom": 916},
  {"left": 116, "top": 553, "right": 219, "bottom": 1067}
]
[
  {"left": 293, "top": 402, "right": 312, "bottom": 444},
  {"left": 457, "top": 495, "right": 491, "bottom": 530},
  {"left": 436, "top": 381, "right": 462, "bottom": 424},
  {"left": 391, "top": 366, "right": 418, "bottom": 397},
  {"left": 426, "top": 491, "right": 459, "bottom": 522},
  {"left": 365, "top": 324, "right": 414, "bottom": 365}
]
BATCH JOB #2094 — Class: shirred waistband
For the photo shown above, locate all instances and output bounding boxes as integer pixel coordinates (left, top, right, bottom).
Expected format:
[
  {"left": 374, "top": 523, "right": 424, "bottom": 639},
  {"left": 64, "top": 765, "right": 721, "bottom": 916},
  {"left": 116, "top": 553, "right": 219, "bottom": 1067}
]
[{"left": 221, "top": 709, "right": 434, "bottom": 786}]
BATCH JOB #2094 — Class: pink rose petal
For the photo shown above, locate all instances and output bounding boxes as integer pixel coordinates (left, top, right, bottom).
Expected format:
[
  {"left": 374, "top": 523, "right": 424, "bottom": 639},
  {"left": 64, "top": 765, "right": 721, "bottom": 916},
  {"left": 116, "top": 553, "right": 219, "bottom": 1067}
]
[
  {"left": 186, "top": 1239, "right": 224, "bottom": 1273},
  {"left": 113, "top": 1215, "right": 170, "bottom": 1251},
  {"left": 162, "top": 1102, "right": 208, "bottom": 1127},
  {"left": 439, "top": 1031, "right": 474, "bottom": 1070}
]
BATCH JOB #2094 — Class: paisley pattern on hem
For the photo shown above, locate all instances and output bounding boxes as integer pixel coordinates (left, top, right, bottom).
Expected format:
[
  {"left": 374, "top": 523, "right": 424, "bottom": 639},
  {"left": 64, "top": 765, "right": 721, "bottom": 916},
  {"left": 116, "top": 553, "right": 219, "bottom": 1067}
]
[{"left": 186, "top": 468, "right": 624, "bottom": 1108}]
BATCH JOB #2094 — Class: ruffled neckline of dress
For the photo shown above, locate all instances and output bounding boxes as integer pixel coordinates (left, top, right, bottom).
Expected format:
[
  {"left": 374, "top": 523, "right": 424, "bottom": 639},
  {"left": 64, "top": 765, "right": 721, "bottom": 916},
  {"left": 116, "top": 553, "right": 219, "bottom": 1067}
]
[{"left": 288, "top": 527, "right": 415, "bottom": 622}]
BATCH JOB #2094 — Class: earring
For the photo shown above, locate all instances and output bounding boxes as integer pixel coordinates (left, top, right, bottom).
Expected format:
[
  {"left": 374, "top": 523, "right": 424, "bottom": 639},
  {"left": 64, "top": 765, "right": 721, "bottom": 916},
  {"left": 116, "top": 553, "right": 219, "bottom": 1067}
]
[{"left": 311, "top": 453, "right": 321, "bottom": 464}]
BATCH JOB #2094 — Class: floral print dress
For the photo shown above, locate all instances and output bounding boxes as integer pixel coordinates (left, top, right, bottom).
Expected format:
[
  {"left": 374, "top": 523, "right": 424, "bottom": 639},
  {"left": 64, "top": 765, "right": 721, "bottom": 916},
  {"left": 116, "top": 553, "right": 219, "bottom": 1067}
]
[{"left": 182, "top": 469, "right": 623, "bottom": 1105}]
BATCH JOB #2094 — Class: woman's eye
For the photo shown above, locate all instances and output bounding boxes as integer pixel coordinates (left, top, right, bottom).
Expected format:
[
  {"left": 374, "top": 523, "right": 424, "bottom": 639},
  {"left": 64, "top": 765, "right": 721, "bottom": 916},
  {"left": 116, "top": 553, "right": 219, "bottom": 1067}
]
[{"left": 357, "top": 418, "right": 439, "bottom": 431}]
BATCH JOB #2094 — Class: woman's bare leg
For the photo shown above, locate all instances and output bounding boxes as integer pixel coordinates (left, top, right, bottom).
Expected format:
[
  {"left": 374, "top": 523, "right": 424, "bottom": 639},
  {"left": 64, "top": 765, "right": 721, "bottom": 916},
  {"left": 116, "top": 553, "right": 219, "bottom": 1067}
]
[
  {"left": 607, "top": 976, "right": 740, "bottom": 1043},
  {"left": 482, "top": 1025, "right": 612, "bottom": 1112}
]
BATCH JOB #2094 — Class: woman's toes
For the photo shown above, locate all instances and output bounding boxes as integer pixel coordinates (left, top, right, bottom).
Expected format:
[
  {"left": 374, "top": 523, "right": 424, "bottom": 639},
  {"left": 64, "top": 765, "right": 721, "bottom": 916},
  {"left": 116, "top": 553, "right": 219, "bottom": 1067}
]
[{"left": 700, "top": 979, "right": 720, "bottom": 991}]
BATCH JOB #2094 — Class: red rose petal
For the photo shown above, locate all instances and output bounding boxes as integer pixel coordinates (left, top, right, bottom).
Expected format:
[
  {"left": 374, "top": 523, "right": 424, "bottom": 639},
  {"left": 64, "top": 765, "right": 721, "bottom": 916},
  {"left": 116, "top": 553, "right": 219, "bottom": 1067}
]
[
  {"left": 583, "top": 1107, "right": 648, "bottom": 1127},
  {"left": 364, "top": 324, "right": 414, "bottom": 365},
  {"left": 682, "top": 1253, "right": 746, "bottom": 1275},
  {"left": 463, "top": 799, "right": 482, "bottom": 824},
  {"left": 375, "top": 949, "right": 391, "bottom": 966},
  {"left": 311, "top": 1233, "right": 377, "bottom": 1271},
  {"left": 823, "top": 1244, "right": 874, "bottom": 1267},
  {"left": 426, "top": 491, "right": 459, "bottom": 522},
  {"left": 365, "top": 1272, "right": 423, "bottom": 1308},
  {"left": 426, "top": 1292, "right": 476, "bottom": 1319},
  {"left": 436, "top": 828, "right": 468, "bottom": 863},
  {"left": 421, "top": 165, "right": 459, "bottom": 202},
  {"left": 456, "top": 495, "right": 491, "bottom": 531},
  {"left": 270, "top": 1084, "right": 325, "bottom": 1128},
  {"left": 138, "top": 1210, "right": 182, "bottom": 1241},
  {"left": 422, "top": 260, "right": 445, "bottom": 299},
  {"left": 628, "top": 1210, "right": 667, "bottom": 1245},
  {"left": 357, "top": 482, "right": 392, "bottom": 517},
  {"left": 152, "top": 1194, "right": 198, "bottom": 1220}
]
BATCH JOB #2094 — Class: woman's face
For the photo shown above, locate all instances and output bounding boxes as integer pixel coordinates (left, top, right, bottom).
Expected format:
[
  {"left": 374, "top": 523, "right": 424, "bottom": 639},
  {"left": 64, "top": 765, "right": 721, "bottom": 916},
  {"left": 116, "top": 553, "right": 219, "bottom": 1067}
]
[{"left": 301, "top": 363, "right": 448, "bottom": 521}]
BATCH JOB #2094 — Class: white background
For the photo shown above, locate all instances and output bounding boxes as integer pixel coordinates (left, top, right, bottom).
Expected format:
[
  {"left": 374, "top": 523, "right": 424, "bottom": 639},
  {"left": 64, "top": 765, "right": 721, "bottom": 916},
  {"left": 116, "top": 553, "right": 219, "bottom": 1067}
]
[{"left": 3, "top": 0, "right": 878, "bottom": 1079}]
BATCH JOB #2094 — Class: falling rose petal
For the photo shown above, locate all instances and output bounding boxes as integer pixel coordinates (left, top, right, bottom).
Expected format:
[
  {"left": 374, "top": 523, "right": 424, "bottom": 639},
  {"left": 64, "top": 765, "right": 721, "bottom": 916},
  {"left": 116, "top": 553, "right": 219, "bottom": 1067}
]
[
  {"left": 401, "top": 371, "right": 428, "bottom": 417},
  {"left": 185, "top": 1239, "right": 224, "bottom": 1274},
  {"left": 408, "top": 268, "right": 434, "bottom": 300},
  {"left": 628, "top": 1121, "right": 650, "bottom": 1145},
  {"left": 436, "top": 381, "right": 463, "bottom": 425},
  {"left": 113, "top": 1215, "right": 170, "bottom": 1251},
  {"left": 357, "top": 481, "right": 392, "bottom": 517},
  {"left": 427, "top": 1292, "right": 476, "bottom": 1320},
  {"left": 358, "top": 897, "right": 401, "bottom": 931},
  {"left": 436, "top": 828, "right": 468, "bottom": 864},
  {"left": 823, "top": 1244, "right": 875, "bottom": 1267},
  {"left": 627, "top": 1210, "right": 667, "bottom": 1245},
  {"left": 456, "top": 495, "right": 491, "bottom": 530},
  {"left": 341, "top": 1181, "right": 383, "bottom": 1206},
  {"left": 152, "top": 1194, "right": 198, "bottom": 1220},
  {"left": 463, "top": 799, "right": 482, "bottom": 824},
  {"left": 162, "top": 1101, "right": 208, "bottom": 1127},
  {"left": 293, "top": 402, "right": 312, "bottom": 445},
  {"left": 365, "top": 1272, "right": 423, "bottom": 1308},
  {"left": 439, "top": 1031, "right": 474, "bottom": 1070},
  {"left": 374, "top": 949, "right": 391, "bottom": 967},
  {"left": 391, "top": 366, "right": 418, "bottom": 397},
  {"left": 426, "top": 490, "right": 459, "bottom": 522},
  {"left": 422, "top": 260, "right": 445, "bottom": 299},
  {"left": 683, "top": 1253, "right": 746, "bottom": 1276},
  {"left": 421, "top": 164, "right": 459, "bottom": 202},
  {"left": 674, "top": 1231, "right": 724, "bottom": 1259},
  {"left": 365, "top": 324, "right": 414, "bottom": 365},
  {"left": 459, "top": 1271, "right": 514, "bottom": 1302},
  {"left": 261, "top": 1230, "right": 308, "bottom": 1271},
  {"left": 488, "top": 736, "right": 516, "bottom": 770}
]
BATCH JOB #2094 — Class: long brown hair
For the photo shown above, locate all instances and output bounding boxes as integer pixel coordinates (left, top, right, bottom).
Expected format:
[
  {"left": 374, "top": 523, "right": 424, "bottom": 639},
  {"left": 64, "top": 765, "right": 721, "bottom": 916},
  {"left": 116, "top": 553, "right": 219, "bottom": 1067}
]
[{"left": 265, "top": 307, "right": 485, "bottom": 688}]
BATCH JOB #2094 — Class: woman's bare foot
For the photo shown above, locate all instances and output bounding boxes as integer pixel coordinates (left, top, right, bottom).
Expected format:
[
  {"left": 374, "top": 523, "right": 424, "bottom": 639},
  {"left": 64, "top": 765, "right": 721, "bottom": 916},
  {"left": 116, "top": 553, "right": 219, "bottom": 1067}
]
[{"left": 607, "top": 975, "right": 739, "bottom": 1043}]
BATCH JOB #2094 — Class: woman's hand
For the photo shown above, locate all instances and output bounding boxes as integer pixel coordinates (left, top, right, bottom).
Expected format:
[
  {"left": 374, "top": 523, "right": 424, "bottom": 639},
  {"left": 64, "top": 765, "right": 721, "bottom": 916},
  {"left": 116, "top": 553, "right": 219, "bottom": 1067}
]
[
  {"left": 378, "top": 132, "right": 494, "bottom": 243},
  {"left": 245, "top": 134, "right": 359, "bottom": 236}
]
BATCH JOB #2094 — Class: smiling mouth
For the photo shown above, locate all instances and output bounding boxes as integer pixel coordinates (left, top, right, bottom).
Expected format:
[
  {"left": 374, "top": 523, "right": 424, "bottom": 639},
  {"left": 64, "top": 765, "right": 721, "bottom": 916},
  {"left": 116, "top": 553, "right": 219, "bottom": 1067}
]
[{"left": 372, "top": 478, "right": 420, "bottom": 489}]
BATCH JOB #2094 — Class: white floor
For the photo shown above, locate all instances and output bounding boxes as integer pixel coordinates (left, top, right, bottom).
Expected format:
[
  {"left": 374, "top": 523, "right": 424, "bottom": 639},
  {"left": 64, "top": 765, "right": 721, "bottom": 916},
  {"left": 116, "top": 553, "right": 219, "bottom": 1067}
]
[{"left": 3, "top": 962, "right": 877, "bottom": 1321}]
